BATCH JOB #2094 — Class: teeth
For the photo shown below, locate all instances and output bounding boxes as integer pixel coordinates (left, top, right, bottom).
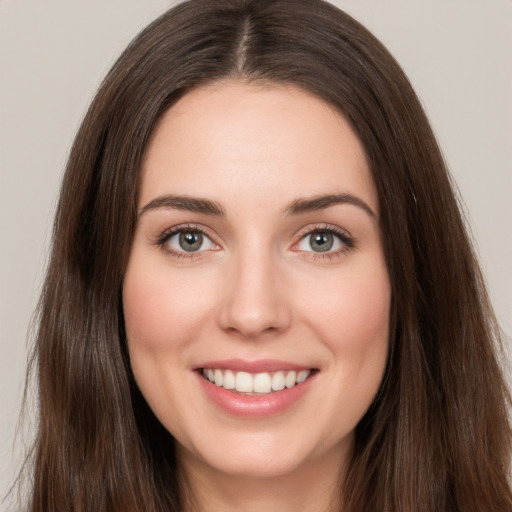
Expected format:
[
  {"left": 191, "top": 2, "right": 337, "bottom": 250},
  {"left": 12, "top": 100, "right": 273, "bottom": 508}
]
[
  {"left": 223, "top": 370, "right": 235, "bottom": 390},
  {"left": 202, "top": 368, "right": 312, "bottom": 394},
  {"left": 253, "top": 373, "right": 272, "bottom": 393},
  {"left": 271, "top": 372, "right": 285, "bottom": 391},
  {"left": 296, "top": 370, "right": 309, "bottom": 383},
  {"left": 285, "top": 371, "right": 296, "bottom": 388},
  {"left": 235, "top": 371, "right": 253, "bottom": 392}
]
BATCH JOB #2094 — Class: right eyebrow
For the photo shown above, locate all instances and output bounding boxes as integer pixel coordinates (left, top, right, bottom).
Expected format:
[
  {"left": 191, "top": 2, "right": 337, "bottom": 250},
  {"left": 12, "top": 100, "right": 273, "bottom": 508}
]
[{"left": 138, "top": 194, "right": 225, "bottom": 218}]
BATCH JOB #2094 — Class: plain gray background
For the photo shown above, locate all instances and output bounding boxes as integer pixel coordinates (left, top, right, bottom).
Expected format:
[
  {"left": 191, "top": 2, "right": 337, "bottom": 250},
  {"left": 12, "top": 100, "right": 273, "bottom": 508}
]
[{"left": 1, "top": 1, "right": 511, "bottom": 509}]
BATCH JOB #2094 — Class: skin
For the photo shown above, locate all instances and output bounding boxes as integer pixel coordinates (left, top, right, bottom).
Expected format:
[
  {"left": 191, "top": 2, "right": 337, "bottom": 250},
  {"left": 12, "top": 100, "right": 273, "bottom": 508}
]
[{"left": 123, "top": 81, "right": 391, "bottom": 512}]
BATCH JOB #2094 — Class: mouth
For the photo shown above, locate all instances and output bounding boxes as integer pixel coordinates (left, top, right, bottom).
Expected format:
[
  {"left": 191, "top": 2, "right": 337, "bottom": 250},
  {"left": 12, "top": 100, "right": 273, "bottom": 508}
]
[
  {"left": 194, "top": 359, "right": 319, "bottom": 417},
  {"left": 198, "top": 368, "right": 317, "bottom": 396}
]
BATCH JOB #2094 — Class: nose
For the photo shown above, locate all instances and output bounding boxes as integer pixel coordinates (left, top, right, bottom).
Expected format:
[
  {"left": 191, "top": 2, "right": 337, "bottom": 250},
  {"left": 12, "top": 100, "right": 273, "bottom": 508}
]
[{"left": 217, "top": 247, "right": 292, "bottom": 339}]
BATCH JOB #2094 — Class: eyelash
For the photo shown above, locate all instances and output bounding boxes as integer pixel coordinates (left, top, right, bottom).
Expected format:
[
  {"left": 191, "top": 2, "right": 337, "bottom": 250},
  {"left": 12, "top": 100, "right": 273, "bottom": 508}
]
[
  {"left": 293, "top": 224, "right": 356, "bottom": 261},
  {"left": 155, "top": 223, "right": 216, "bottom": 260},
  {"left": 154, "top": 223, "right": 356, "bottom": 261}
]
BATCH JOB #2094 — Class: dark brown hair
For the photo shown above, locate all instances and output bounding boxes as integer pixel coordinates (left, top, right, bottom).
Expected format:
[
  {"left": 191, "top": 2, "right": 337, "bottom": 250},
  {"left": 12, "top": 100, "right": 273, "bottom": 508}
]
[{"left": 21, "top": 0, "right": 511, "bottom": 510}]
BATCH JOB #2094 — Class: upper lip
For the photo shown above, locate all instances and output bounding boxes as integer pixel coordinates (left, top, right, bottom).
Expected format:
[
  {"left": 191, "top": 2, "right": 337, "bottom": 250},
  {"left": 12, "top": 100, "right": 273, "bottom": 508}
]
[{"left": 195, "top": 358, "right": 314, "bottom": 373}]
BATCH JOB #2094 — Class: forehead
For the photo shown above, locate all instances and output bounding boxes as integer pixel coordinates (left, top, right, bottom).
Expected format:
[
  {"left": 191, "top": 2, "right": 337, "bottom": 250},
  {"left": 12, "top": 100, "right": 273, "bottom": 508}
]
[{"left": 140, "top": 81, "right": 377, "bottom": 214}]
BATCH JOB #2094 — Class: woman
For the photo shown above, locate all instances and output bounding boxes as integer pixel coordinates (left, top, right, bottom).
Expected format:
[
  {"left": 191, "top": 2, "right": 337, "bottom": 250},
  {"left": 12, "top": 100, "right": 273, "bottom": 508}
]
[{"left": 21, "top": 0, "right": 511, "bottom": 510}]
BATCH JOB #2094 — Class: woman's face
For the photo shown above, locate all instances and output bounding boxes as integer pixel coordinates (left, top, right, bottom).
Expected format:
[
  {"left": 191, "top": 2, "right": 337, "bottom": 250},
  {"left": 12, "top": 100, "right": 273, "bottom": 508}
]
[{"left": 123, "top": 81, "right": 391, "bottom": 479}]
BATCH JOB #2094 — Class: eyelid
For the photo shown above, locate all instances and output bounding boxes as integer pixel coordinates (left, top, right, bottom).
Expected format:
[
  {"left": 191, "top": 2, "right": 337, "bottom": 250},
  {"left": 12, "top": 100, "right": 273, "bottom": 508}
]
[
  {"left": 290, "top": 223, "right": 356, "bottom": 255},
  {"left": 153, "top": 222, "right": 355, "bottom": 260},
  {"left": 154, "top": 223, "right": 221, "bottom": 257}
]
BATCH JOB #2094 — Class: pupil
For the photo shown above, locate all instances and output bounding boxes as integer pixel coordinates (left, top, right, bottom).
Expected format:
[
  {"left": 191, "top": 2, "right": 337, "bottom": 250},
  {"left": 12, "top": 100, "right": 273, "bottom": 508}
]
[
  {"left": 179, "top": 231, "right": 202, "bottom": 251},
  {"left": 311, "top": 232, "right": 333, "bottom": 252}
]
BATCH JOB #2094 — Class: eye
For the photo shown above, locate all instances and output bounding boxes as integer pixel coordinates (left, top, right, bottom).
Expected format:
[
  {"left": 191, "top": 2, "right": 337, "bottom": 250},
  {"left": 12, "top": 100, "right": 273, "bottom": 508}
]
[
  {"left": 165, "top": 229, "right": 216, "bottom": 253},
  {"left": 296, "top": 228, "right": 353, "bottom": 254}
]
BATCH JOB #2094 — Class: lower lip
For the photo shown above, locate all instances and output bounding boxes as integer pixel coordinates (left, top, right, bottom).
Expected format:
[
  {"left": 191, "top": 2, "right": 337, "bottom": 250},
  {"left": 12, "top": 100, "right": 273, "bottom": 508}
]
[{"left": 195, "top": 371, "right": 317, "bottom": 419}]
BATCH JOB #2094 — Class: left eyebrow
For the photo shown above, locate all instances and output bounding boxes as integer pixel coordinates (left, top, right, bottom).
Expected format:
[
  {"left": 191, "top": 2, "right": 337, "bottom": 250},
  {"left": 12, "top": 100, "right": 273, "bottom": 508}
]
[{"left": 283, "top": 193, "right": 376, "bottom": 220}]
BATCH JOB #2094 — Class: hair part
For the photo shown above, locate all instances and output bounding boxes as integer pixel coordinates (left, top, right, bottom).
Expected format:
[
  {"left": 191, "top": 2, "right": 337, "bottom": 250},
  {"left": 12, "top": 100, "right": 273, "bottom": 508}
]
[{"left": 20, "top": 1, "right": 511, "bottom": 510}]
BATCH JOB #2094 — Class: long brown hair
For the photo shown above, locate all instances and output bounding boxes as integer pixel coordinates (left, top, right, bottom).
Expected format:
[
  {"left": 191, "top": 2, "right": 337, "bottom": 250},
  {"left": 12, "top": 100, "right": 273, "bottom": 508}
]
[{"left": 21, "top": 0, "right": 511, "bottom": 510}]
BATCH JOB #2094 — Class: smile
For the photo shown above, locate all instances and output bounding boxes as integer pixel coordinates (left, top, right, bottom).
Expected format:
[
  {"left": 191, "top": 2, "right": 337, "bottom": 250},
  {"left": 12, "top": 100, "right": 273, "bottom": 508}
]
[
  {"left": 195, "top": 360, "right": 319, "bottom": 418},
  {"left": 201, "top": 368, "right": 312, "bottom": 395}
]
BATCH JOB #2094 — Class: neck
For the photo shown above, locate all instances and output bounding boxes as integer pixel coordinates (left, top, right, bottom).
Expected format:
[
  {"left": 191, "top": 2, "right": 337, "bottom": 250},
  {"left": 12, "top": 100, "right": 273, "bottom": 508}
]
[{"left": 179, "top": 443, "right": 350, "bottom": 512}]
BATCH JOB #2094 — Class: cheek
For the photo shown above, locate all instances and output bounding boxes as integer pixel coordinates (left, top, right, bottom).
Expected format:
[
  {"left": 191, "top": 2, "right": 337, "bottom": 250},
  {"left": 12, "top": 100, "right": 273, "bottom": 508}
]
[
  {"left": 301, "top": 262, "right": 390, "bottom": 430},
  {"left": 297, "top": 257, "right": 391, "bottom": 402},
  {"left": 122, "top": 259, "right": 215, "bottom": 351},
  {"left": 123, "top": 278, "right": 167, "bottom": 348},
  {"left": 122, "top": 257, "right": 215, "bottom": 430},
  {"left": 302, "top": 263, "right": 390, "bottom": 347}
]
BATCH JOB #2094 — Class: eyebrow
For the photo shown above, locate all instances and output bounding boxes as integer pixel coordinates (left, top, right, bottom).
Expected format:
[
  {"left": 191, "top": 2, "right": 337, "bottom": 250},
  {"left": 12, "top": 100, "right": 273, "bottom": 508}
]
[
  {"left": 139, "top": 195, "right": 225, "bottom": 217},
  {"left": 139, "top": 192, "right": 376, "bottom": 220},
  {"left": 283, "top": 193, "right": 376, "bottom": 219}
]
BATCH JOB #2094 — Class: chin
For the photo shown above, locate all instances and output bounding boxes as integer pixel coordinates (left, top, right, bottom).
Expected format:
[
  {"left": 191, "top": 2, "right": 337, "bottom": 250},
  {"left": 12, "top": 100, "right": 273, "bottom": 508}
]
[
  {"left": 201, "top": 450, "right": 307, "bottom": 479},
  {"left": 177, "top": 427, "right": 346, "bottom": 481}
]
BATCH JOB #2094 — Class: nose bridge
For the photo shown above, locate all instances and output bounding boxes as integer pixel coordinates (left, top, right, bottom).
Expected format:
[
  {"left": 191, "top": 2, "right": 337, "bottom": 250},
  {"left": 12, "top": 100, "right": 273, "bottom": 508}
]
[{"left": 218, "top": 237, "right": 291, "bottom": 338}]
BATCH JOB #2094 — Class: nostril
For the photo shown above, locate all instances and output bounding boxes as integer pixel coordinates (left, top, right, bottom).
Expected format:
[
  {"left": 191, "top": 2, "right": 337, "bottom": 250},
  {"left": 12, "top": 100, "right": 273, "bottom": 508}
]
[{"left": 217, "top": 274, "right": 292, "bottom": 337}]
